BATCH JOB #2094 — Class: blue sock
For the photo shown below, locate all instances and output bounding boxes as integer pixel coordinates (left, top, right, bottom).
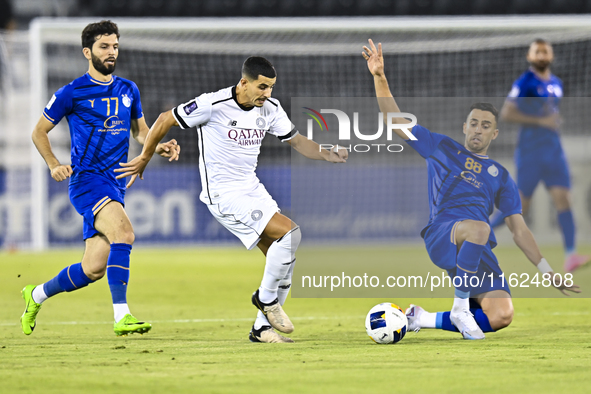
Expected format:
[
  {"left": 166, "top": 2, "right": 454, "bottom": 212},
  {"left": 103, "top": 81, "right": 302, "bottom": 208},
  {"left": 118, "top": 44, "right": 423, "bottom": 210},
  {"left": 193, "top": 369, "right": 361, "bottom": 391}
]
[
  {"left": 43, "top": 262, "right": 94, "bottom": 297},
  {"left": 454, "top": 241, "right": 485, "bottom": 297},
  {"left": 490, "top": 212, "right": 505, "bottom": 229},
  {"left": 557, "top": 210, "right": 576, "bottom": 255},
  {"left": 436, "top": 309, "right": 494, "bottom": 333},
  {"left": 107, "top": 243, "right": 132, "bottom": 304}
]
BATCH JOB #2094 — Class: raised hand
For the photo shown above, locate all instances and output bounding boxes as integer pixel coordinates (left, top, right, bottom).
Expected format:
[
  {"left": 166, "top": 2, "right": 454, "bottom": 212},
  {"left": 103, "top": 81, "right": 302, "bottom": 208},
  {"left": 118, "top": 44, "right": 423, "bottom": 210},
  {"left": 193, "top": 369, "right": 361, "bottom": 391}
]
[{"left": 362, "top": 39, "right": 384, "bottom": 77}]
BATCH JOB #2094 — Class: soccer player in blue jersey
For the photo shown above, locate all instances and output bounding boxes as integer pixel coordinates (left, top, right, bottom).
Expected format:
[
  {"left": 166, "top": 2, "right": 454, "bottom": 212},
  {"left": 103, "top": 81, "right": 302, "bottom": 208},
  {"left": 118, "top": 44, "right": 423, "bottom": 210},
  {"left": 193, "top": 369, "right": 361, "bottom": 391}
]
[
  {"left": 492, "top": 39, "right": 589, "bottom": 273},
  {"left": 21, "top": 21, "right": 180, "bottom": 336},
  {"left": 363, "top": 39, "right": 579, "bottom": 340}
]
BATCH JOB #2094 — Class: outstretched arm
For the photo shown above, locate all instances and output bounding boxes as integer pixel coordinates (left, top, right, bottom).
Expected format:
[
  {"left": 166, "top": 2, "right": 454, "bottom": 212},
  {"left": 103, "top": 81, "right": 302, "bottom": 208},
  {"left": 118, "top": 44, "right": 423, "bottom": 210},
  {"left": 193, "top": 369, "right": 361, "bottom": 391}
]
[
  {"left": 31, "top": 116, "right": 72, "bottom": 182},
  {"left": 115, "top": 110, "right": 178, "bottom": 187},
  {"left": 505, "top": 213, "right": 580, "bottom": 295},
  {"left": 287, "top": 134, "right": 347, "bottom": 163},
  {"left": 500, "top": 100, "right": 561, "bottom": 130},
  {"left": 362, "top": 39, "right": 412, "bottom": 140},
  {"left": 131, "top": 116, "right": 181, "bottom": 161}
]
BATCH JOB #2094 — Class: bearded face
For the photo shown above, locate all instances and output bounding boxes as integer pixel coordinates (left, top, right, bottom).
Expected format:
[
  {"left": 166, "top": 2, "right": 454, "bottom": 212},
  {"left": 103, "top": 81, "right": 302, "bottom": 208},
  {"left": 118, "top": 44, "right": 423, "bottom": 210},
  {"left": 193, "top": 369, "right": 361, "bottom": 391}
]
[
  {"left": 91, "top": 50, "right": 116, "bottom": 75},
  {"left": 527, "top": 42, "right": 553, "bottom": 73}
]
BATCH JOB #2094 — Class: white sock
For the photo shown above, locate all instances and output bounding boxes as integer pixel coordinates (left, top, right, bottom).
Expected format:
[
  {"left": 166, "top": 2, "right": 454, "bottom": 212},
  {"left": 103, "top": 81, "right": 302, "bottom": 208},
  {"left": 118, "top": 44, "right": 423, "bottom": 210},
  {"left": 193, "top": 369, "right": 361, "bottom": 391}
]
[
  {"left": 277, "top": 263, "right": 294, "bottom": 306},
  {"left": 419, "top": 311, "right": 437, "bottom": 328},
  {"left": 114, "top": 303, "right": 131, "bottom": 323},
  {"left": 255, "top": 232, "right": 299, "bottom": 329},
  {"left": 452, "top": 297, "right": 469, "bottom": 313},
  {"left": 259, "top": 227, "right": 301, "bottom": 304},
  {"left": 254, "top": 311, "right": 269, "bottom": 330},
  {"left": 258, "top": 287, "right": 278, "bottom": 304},
  {"left": 32, "top": 285, "right": 48, "bottom": 304}
]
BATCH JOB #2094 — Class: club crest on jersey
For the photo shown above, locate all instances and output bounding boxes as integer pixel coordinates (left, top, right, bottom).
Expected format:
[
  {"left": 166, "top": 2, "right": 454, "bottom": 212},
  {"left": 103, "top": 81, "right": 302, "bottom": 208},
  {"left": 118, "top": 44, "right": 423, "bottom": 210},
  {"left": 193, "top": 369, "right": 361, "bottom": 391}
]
[
  {"left": 256, "top": 117, "right": 266, "bottom": 128},
  {"left": 251, "top": 210, "right": 263, "bottom": 221},
  {"left": 488, "top": 164, "right": 499, "bottom": 177},
  {"left": 122, "top": 94, "right": 132, "bottom": 108},
  {"left": 184, "top": 101, "right": 198, "bottom": 115}
]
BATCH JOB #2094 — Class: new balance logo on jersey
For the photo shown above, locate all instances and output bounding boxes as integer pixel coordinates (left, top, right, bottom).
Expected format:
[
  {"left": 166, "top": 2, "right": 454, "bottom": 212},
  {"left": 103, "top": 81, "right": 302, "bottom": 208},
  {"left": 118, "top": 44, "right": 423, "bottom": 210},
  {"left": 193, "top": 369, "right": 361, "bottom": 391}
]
[{"left": 229, "top": 120, "right": 237, "bottom": 126}]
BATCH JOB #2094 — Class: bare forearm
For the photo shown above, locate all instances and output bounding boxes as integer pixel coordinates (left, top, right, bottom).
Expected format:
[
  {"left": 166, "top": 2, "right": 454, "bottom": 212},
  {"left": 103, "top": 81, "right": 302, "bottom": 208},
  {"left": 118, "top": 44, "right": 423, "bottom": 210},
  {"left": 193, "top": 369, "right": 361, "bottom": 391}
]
[
  {"left": 131, "top": 117, "right": 150, "bottom": 145},
  {"left": 372, "top": 75, "right": 412, "bottom": 140},
  {"left": 291, "top": 137, "right": 330, "bottom": 160},
  {"left": 500, "top": 103, "right": 544, "bottom": 126},
  {"left": 141, "top": 113, "right": 173, "bottom": 158},
  {"left": 32, "top": 130, "right": 60, "bottom": 169},
  {"left": 133, "top": 132, "right": 146, "bottom": 145},
  {"left": 373, "top": 75, "right": 400, "bottom": 114},
  {"left": 513, "top": 229, "right": 544, "bottom": 267}
]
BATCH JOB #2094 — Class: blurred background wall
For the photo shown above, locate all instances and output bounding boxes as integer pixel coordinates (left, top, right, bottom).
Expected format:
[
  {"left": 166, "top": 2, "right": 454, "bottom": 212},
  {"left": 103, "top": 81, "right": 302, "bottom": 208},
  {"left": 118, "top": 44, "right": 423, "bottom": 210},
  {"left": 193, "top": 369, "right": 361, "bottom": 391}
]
[{"left": 1, "top": 1, "right": 591, "bottom": 250}]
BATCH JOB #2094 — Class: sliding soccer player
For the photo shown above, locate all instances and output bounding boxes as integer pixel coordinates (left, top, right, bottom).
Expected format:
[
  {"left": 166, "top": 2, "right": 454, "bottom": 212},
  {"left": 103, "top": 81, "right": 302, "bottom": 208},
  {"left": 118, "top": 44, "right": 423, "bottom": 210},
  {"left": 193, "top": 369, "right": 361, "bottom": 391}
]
[
  {"left": 116, "top": 56, "right": 347, "bottom": 343},
  {"left": 23, "top": 20, "right": 180, "bottom": 336},
  {"left": 362, "top": 39, "right": 579, "bottom": 340}
]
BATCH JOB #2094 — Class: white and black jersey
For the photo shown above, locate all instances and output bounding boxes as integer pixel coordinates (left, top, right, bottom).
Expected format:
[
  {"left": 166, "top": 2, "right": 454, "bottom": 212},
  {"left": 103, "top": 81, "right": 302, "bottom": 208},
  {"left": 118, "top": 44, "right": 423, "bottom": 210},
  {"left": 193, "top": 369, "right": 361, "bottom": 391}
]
[{"left": 172, "top": 86, "right": 298, "bottom": 205}]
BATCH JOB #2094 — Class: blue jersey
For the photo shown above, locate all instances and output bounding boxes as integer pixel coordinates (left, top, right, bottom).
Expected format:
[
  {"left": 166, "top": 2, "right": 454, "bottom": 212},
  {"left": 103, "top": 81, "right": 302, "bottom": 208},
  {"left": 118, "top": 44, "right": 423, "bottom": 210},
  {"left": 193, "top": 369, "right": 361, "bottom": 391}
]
[
  {"left": 408, "top": 125, "right": 522, "bottom": 247},
  {"left": 507, "top": 69, "right": 563, "bottom": 155},
  {"left": 43, "top": 73, "right": 144, "bottom": 191}
]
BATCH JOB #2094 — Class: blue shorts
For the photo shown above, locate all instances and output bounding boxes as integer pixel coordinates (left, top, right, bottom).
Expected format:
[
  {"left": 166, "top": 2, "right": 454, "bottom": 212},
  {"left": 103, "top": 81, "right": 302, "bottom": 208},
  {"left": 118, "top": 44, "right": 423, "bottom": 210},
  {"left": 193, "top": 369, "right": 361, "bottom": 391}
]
[
  {"left": 423, "top": 220, "right": 510, "bottom": 297},
  {"left": 69, "top": 175, "right": 125, "bottom": 240},
  {"left": 516, "top": 146, "right": 570, "bottom": 197}
]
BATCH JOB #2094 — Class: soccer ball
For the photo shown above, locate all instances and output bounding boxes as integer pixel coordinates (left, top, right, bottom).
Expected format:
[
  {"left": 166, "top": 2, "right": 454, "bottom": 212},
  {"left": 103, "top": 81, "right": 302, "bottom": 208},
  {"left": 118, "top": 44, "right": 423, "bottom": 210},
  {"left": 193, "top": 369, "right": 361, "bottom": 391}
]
[{"left": 365, "top": 302, "right": 408, "bottom": 344}]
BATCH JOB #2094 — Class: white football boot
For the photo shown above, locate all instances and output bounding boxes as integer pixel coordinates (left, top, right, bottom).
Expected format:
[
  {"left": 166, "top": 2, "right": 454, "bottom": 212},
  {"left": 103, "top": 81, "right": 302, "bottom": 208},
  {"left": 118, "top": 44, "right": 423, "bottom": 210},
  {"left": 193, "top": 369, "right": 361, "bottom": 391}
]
[
  {"left": 405, "top": 304, "right": 425, "bottom": 333},
  {"left": 450, "top": 309, "right": 485, "bottom": 340}
]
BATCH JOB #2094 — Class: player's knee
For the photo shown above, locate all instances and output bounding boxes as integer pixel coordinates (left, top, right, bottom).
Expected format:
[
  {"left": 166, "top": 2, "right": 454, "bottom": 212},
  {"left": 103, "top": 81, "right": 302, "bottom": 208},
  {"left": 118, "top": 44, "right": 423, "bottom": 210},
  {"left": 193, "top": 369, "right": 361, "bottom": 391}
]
[
  {"left": 114, "top": 228, "right": 135, "bottom": 245},
  {"left": 123, "top": 231, "right": 135, "bottom": 245},
  {"left": 489, "top": 306, "right": 514, "bottom": 330},
  {"left": 85, "top": 266, "right": 106, "bottom": 281},
  {"left": 290, "top": 226, "right": 302, "bottom": 250},
  {"left": 276, "top": 225, "right": 301, "bottom": 249}
]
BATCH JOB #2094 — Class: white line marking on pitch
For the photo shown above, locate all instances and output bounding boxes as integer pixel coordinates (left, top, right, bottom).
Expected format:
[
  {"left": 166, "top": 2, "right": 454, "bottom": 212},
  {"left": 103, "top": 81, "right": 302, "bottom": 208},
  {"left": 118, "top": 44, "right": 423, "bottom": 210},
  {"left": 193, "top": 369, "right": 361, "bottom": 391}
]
[{"left": 0, "top": 315, "right": 364, "bottom": 327}]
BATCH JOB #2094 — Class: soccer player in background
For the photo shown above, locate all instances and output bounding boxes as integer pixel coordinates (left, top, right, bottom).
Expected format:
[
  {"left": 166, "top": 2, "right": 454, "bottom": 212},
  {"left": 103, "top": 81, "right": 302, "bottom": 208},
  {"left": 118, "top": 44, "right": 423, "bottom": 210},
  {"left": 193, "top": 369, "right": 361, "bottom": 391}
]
[
  {"left": 491, "top": 39, "right": 589, "bottom": 273},
  {"left": 22, "top": 21, "right": 180, "bottom": 336},
  {"left": 362, "top": 39, "right": 579, "bottom": 340},
  {"left": 115, "top": 56, "right": 348, "bottom": 343}
]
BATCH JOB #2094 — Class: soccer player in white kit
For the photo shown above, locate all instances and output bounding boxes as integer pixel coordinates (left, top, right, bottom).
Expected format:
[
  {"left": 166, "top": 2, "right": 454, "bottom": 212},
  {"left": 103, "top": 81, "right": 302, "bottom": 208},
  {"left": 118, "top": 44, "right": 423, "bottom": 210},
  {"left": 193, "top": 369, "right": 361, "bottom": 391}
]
[{"left": 116, "top": 57, "right": 348, "bottom": 343}]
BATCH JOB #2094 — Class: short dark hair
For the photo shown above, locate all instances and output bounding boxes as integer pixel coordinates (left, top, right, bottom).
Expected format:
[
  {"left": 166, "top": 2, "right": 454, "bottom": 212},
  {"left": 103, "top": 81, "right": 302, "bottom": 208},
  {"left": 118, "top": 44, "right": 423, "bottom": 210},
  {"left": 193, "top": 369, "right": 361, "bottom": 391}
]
[
  {"left": 242, "top": 56, "right": 276, "bottom": 81},
  {"left": 81, "top": 20, "right": 120, "bottom": 49},
  {"left": 469, "top": 102, "right": 498, "bottom": 124},
  {"left": 532, "top": 38, "right": 551, "bottom": 46}
]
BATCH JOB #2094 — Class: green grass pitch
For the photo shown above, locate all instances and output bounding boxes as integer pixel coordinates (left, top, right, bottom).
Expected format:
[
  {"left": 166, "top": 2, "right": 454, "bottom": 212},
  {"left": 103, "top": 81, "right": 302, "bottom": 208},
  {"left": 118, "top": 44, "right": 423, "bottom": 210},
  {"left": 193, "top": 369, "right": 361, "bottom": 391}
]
[{"left": 1, "top": 245, "right": 590, "bottom": 393}]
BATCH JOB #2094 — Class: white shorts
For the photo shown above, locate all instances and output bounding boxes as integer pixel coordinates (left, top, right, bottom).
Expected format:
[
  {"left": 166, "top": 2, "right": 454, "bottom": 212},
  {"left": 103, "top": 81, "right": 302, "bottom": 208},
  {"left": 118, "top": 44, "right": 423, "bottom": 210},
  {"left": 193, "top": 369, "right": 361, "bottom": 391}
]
[{"left": 207, "top": 183, "right": 280, "bottom": 250}]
